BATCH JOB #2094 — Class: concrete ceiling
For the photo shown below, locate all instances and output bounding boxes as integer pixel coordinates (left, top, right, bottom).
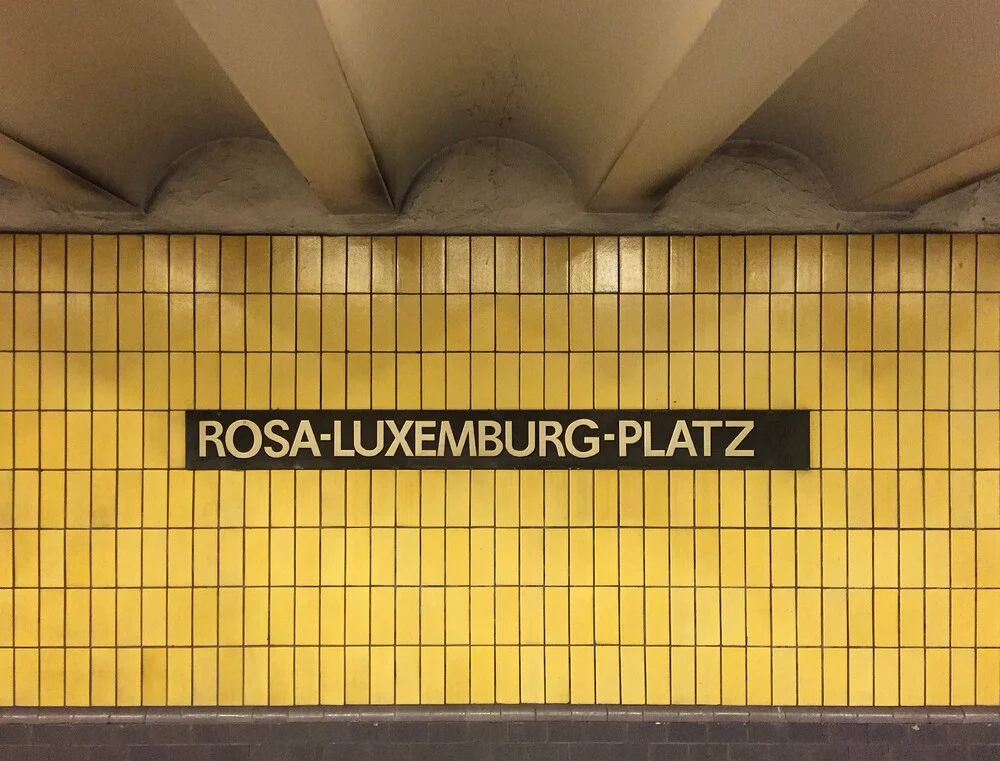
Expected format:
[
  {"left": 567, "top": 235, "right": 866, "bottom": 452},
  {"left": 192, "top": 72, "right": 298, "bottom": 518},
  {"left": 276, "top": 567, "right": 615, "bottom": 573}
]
[
  {"left": 0, "top": 0, "right": 269, "bottom": 210},
  {"left": 735, "top": 0, "right": 1000, "bottom": 210},
  {"left": 1, "top": 0, "right": 999, "bottom": 217}
]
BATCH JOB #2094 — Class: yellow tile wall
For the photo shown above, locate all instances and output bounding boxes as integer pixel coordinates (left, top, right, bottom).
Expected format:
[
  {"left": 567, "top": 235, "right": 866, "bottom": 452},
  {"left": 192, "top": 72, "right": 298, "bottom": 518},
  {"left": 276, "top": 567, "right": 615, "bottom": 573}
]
[{"left": 0, "top": 232, "right": 999, "bottom": 706}]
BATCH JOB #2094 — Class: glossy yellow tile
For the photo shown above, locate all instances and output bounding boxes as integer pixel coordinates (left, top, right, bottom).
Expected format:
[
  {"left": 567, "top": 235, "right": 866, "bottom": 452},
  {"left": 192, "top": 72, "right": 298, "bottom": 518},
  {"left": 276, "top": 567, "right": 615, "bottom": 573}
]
[{"left": 2, "top": 234, "right": 997, "bottom": 707}]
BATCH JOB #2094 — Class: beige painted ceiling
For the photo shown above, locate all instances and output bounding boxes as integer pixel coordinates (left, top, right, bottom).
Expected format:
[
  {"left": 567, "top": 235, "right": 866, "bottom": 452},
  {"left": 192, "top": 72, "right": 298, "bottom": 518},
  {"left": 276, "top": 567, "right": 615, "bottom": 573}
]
[{"left": 1, "top": 0, "right": 998, "bottom": 215}]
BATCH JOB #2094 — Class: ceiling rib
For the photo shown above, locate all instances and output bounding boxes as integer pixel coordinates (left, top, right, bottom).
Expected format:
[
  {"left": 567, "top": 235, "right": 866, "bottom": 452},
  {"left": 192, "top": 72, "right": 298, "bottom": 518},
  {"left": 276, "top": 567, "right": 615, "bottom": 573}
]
[
  {"left": 171, "top": 0, "right": 392, "bottom": 213},
  {"left": 588, "top": 0, "right": 868, "bottom": 212},
  {"left": 0, "top": 131, "right": 135, "bottom": 212},
  {"left": 861, "top": 134, "right": 1000, "bottom": 210}
]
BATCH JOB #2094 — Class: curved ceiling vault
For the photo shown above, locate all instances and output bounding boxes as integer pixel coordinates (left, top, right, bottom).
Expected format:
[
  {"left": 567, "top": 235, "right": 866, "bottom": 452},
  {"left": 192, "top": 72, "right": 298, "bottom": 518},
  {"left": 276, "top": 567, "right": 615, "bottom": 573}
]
[
  {"left": 2, "top": 0, "right": 1000, "bottom": 216},
  {"left": 313, "top": 0, "right": 727, "bottom": 204}
]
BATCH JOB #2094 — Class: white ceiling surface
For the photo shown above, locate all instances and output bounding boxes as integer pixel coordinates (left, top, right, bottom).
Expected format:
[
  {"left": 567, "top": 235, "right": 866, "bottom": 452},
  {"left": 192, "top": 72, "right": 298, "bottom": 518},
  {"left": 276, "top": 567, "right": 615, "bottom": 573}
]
[{"left": 1, "top": 0, "right": 1000, "bottom": 218}]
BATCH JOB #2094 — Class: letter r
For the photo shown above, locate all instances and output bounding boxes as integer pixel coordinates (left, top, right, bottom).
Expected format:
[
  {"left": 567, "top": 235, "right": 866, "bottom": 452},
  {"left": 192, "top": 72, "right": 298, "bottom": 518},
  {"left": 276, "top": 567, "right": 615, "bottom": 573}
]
[{"left": 199, "top": 421, "right": 225, "bottom": 457}]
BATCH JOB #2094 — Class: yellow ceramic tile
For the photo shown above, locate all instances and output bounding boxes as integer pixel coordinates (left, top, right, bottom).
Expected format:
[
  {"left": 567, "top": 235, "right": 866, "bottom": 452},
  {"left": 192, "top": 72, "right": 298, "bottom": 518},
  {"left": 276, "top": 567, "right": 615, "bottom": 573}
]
[
  {"left": 298, "top": 235, "right": 323, "bottom": 293},
  {"left": 846, "top": 235, "right": 873, "bottom": 293},
  {"left": 669, "top": 236, "right": 694, "bottom": 293},
  {"left": 950, "top": 294, "right": 976, "bottom": 351},
  {"left": 694, "top": 236, "right": 719, "bottom": 293},
  {"left": 671, "top": 646, "right": 696, "bottom": 703},
  {"left": 593, "top": 236, "right": 618, "bottom": 293},
  {"left": 37, "top": 293, "right": 65, "bottom": 352},
  {"left": 0, "top": 233, "right": 13, "bottom": 290},
  {"left": 896, "top": 294, "right": 925, "bottom": 353},
  {"left": 869, "top": 234, "right": 898, "bottom": 292},
  {"left": 242, "top": 236, "right": 271, "bottom": 293},
  {"left": 923, "top": 235, "right": 950, "bottom": 290},
  {"left": 922, "top": 294, "right": 950, "bottom": 351},
  {"left": 271, "top": 236, "right": 297, "bottom": 294},
  {"left": 89, "top": 235, "right": 117, "bottom": 293},
  {"left": 444, "top": 294, "right": 470, "bottom": 352},
  {"left": 518, "top": 236, "right": 543, "bottom": 293},
  {"left": 439, "top": 236, "right": 469, "bottom": 295},
  {"left": 391, "top": 294, "right": 418, "bottom": 352},
  {"left": 745, "top": 236, "right": 770, "bottom": 292},
  {"left": 219, "top": 236, "right": 246, "bottom": 293},
  {"left": 640, "top": 295, "right": 667, "bottom": 353},
  {"left": 469, "top": 294, "right": 495, "bottom": 353},
  {"left": 170, "top": 237, "right": 197, "bottom": 295},
  {"left": 592, "top": 645, "right": 619, "bottom": 703},
  {"left": 421, "top": 237, "right": 445, "bottom": 293},
  {"left": 13, "top": 293, "right": 40, "bottom": 350},
  {"left": 36, "top": 235, "right": 65, "bottom": 291},
  {"left": 489, "top": 236, "right": 516, "bottom": 293},
  {"left": 592, "top": 294, "right": 618, "bottom": 352},
  {"left": 489, "top": 295, "right": 519, "bottom": 354},
  {"left": 847, "top": 294, "right": 872, "bottom": 352},
  {"left": 0, "top": 298, "right": 12, "bottom": 354},
  {"left": 567, "top": 295, "right": 593, "bottom": 353},
  {"left": 948, "top": 352, "right": 974, "bottom": 411},
  {"left": 62, "top": 236, "right": 94, "bottom": 294},
  {"left": 717, "top": 236, "right": 743, "bottom": 293},
  {"left": 821, "top": 235, "right": 848, "bottom": 293},
  {"left": 467, "top": 236, "right": 494, "bottom": 293},
  {"left": 520, "top": 294, "right": 544, "bottom": 352},
  {"left": 9, "top": 234, "right": 1000, "bottom": 708},
  {"left": 616, "top": 236, "right": 643, "bottom": 293},
  {"left": 769, "top": 236, "right": 796, "bottom": 293},
  {"left": 978, "top": 235, "right": 1000, "bottom": 290},
  {"left": 391, "top": 237, "right": 417, "bottom": 293},
  {"left": 13, "top": 235, "right": 40, "bottom": 291}
]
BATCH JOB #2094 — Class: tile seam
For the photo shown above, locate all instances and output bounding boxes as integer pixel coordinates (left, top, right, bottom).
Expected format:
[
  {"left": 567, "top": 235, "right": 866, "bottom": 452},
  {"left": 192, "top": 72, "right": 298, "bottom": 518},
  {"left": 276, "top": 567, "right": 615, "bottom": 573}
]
[{"left": 0, "top": 705, "right": 996, "bottom": 724}]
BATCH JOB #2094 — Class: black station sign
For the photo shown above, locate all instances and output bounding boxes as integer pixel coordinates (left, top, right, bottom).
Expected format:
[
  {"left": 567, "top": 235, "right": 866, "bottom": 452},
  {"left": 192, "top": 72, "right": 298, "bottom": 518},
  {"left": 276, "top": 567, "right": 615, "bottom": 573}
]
[{"left": 186, "top": 410, "right": 810, "bottom": 471}]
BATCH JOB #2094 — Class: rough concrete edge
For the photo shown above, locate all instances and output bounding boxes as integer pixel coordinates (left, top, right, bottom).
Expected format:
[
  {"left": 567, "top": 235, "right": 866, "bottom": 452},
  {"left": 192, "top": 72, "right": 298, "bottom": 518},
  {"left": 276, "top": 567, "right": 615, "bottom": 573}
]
[
  {"left": 5, "top": 137, "right": 1000, "bottom": 234},
  {"left": 0, "top": 706, "right": 996, "bottom": 724}
]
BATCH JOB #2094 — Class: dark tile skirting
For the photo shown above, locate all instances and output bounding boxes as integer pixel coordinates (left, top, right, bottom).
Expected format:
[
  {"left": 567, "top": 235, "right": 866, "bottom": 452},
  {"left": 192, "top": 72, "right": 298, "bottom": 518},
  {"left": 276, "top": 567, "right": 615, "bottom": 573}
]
[{"left": 0, "top": 706, "right": 997, "bottom": 761}]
